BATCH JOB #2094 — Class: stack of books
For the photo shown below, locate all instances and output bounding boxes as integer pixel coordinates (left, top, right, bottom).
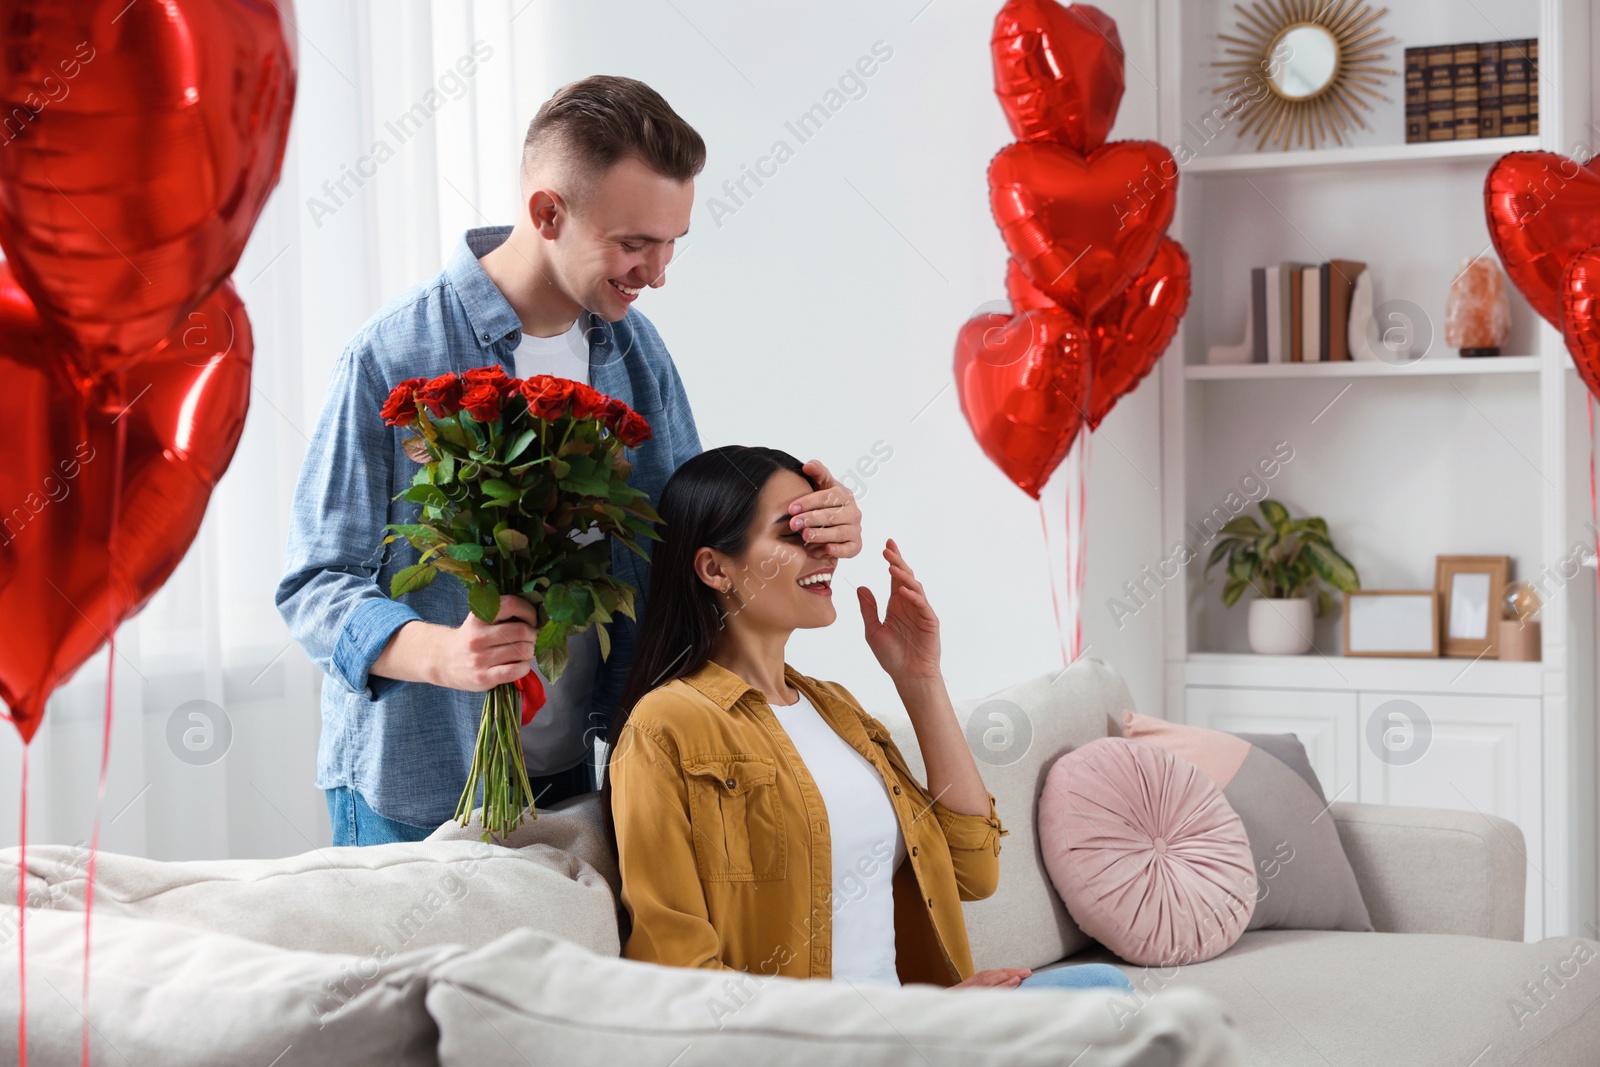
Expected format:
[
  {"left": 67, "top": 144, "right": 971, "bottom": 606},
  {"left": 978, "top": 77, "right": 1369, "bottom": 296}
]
[
  {"left": 1246, "top": 261, "right": 1367, "bottom": 364},
  {"left": 1404, "top": 40, "right": 1538, "bottom": 143}
]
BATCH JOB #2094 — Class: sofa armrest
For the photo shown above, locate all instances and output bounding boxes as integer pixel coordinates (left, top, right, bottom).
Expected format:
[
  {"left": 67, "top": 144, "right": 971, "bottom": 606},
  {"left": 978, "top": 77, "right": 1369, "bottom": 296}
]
[{"left": 1330, "top": 801, "right": 1525, "bottom": 941}]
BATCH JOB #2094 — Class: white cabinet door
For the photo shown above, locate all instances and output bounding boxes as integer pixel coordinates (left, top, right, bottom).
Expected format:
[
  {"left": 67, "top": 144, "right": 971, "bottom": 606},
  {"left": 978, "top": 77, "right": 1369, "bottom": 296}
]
[
  {"left": 1184, "top": 687, "right": 1359, "bottom": 808},
  {"left": 1355, "top": 692, "right": 1543, "bottom": 939}
]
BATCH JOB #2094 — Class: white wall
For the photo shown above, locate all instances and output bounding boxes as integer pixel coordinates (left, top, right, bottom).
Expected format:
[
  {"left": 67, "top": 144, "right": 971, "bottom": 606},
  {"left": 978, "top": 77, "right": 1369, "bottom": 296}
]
[{"left": 513, "top": 0, "right": 1169, "bottom": 721}]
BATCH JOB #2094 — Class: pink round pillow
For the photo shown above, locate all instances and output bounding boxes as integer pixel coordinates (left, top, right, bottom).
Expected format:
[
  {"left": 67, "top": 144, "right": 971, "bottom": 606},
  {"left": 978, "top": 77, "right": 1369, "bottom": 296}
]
[{"left": 1038, "top": 737, "right": 1256, "bottom": 967}]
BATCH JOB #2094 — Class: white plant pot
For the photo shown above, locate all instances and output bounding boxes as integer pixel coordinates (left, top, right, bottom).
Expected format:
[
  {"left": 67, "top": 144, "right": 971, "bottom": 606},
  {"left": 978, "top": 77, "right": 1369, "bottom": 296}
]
[{"left": 1248, "top": 598, "right": 1314, "bottom": 655}]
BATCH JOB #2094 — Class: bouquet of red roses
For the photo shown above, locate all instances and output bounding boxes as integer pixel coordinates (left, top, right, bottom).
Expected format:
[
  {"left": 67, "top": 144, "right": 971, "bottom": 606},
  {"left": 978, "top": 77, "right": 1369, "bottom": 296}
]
[{"left": 379, "top": 365, "right": 661, "bottom": 840}]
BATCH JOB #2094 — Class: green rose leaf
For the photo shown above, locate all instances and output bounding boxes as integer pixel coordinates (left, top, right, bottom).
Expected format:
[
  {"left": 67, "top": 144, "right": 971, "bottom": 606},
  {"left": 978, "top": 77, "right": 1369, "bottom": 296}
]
[
  {"left": 402, "top": 485, "right": 449, "bottom": 508},
  {"left": 505, "top": 428, "right": 538, "bottom": 464},
  {"left": 495, "top": 528, "right": 530, "bottom": 555},
  {"left": 468, "top": 580, "right": 501, "bottom": 624},
  {"left": 480, "top": 478, "right": 522, "bottom": 501},
  {"left": 391, "top": 564, "right": 437, "bottom": 597},
  {"left": 544, "top": 582, "right": 577, "bottom": 624}
]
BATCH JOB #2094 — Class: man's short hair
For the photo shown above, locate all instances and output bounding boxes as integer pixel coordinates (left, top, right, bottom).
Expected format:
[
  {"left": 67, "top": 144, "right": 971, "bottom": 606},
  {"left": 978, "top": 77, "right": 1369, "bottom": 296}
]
[{"left": 521, "top": 75, "right": 706, "bottom": 211}]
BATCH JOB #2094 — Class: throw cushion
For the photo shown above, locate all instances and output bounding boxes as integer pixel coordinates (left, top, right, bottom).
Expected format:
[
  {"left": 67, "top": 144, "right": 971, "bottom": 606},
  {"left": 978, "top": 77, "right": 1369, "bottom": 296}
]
[
  {"left": 425, "top": 926, "right": 1244, "bottom": 1067},
  {"left": 1, "top": 904, "right": 457, "bottom": 1066},
  {"left": 1121, "top": 711, "right": 1374, "bottom": 932},
  {"left": 1038, "top": 737, "right": 1256, "bottom": 966}
]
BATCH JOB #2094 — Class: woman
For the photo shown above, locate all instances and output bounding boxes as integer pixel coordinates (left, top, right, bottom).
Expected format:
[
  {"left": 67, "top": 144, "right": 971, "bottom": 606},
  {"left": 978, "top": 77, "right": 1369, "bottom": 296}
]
[{"left": 605, "top": 445, "right": 1130, "bottom": 992}]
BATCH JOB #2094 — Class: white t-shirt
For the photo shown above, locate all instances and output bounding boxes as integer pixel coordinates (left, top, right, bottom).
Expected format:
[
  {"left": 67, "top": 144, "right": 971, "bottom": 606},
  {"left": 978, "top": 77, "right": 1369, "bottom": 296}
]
[
  {"left": 512, "top": 318, "right": 590, "bottom": 383},
  {"left": 771, "top": 689, "right": 906, "bottom": 986},
  {"left": 513, "top": 319, "right": 602, "bottom": 777}
]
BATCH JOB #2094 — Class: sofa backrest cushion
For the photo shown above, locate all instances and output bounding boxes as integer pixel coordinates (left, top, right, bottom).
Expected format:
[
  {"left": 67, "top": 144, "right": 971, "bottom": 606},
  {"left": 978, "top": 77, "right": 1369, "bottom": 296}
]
[
  {"left": 884, "top": 657, "right": 1128, "bottom": 971},
  {"left": 425, "top": 926, "right": 1243, "bottom": 1067},
  {"left": 1, "top": 904, "right": 456, "bottom": 1066},
  {"left": 3, "top": 806, "right": 621, "bottom": 959}
]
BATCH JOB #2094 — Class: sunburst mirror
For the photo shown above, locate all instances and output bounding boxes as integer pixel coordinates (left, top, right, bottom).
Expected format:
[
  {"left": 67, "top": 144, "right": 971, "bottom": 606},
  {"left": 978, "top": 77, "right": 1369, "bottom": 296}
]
[{"left": 1213, "top": 0, "right": 1397, "bottom": 151}]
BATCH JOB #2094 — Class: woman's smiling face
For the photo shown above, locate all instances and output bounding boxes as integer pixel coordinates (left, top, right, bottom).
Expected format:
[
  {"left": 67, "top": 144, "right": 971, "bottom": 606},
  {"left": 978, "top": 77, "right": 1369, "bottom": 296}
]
[{"left": 696, "top": 469, "right": 838, "bottom": 632}]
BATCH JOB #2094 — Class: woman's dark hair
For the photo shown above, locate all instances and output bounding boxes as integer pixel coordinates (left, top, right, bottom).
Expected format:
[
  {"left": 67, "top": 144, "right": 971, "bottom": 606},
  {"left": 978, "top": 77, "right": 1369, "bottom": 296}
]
[
  {"left": 607, "top": 445, "right": 808, "bottom": 755},
  {"left": 599, "top": 446, "right": 808, "bottom": 875}
]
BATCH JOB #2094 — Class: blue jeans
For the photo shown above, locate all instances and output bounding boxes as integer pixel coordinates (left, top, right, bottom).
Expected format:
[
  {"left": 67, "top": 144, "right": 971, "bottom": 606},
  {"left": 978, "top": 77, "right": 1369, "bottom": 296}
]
[
  {"left": 1017, "top": 963, "right": 1135, "bottom": 993},
  {"left": 326, "top": 786, "right": 435, "bottom": 846}
]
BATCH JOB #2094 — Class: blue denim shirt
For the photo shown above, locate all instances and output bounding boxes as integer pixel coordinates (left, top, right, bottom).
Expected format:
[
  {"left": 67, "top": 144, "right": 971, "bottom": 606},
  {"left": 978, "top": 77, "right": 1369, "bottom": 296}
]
[{"left": 276, "top": 225, "right": 702, "bottom": 828}]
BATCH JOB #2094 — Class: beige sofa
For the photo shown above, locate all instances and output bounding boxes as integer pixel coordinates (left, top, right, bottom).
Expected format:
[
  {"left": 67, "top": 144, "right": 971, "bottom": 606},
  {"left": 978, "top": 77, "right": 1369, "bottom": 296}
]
[{"left": 3, "top": 658, "right": 1596, "bottom": 1065}]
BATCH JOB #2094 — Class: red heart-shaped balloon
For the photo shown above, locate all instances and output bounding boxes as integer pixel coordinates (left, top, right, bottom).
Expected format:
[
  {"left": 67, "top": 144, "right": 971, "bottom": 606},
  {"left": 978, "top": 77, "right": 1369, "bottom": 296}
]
[
  {"left": 1560, "top": 245, "right": 1600, "bottom": 404},
  {"left": 0, "top": 263, "right": 251, "bottom": 743},
  {"left": 1086, "top": 237, "right": 1190, "bottom": 429},
  {"left": 954, "top": 308, "right": 1091, "bottom": 499},
  {"left": 1005, "top": 236, "right": 1190, "bottom": 429},
  {"left": 991, "top": 0, "right": 1125, "bottom": 152},
  {"left": 1485, "top": 152, "right": 1600, "bottom": 330},
  {"left": 1005, "top": 256, "right": 1058, "bottom": 314},
  {"left": 989, "top": 140, "right": 1177, "bottom": 317},
  {"left": 0, "top": 0, "right": 295, "bottom": 377}
]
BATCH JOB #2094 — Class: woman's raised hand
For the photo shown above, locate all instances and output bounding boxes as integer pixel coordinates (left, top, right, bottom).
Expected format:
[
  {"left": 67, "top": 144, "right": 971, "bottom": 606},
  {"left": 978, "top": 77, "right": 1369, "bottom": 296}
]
[{"left": 856, "top": 538, "right": 941, "bottom": 684}]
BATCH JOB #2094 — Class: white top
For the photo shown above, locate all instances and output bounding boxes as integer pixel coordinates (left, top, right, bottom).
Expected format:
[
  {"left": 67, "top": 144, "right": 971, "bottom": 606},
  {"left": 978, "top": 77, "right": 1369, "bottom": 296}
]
[
  {"left": 771, "top": 689, "right": 906, "bottom": 986},
  {"left": 513, "top": 318, "right": 601, "bottom": 776},
  {"left": 512, "top": 318, "right": 590, "bottom": 383}
]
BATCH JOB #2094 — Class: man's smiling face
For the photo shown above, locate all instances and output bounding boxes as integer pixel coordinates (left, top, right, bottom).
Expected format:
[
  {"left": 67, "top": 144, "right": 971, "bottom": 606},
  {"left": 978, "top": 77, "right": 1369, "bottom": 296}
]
[{"left": 549, "top": 154, "right": 693, "bottom": 322}]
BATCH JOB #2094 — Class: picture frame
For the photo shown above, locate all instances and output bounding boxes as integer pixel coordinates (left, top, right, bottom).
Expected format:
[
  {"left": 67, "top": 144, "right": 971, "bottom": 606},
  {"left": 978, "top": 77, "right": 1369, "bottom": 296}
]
[
  {"left": 1435, "top": 556, "right": 1510, "bottom": 658},
  {"left": 1343, "top": 590, "right": 1440, "bottom": 657}
]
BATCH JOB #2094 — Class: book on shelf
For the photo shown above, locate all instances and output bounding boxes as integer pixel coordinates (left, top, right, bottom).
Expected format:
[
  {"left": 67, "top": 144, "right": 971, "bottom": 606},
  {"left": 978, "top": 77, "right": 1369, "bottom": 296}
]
[
  {"left": 1404, "top": 47, "right": 1427, "bottom": 143},
  {"left": 1243, "top": 260, "right": 1363, "bottom": 367},
  {"left": 1501, "top": 38, "right": 1532, "bottom": 136},
  {"left": 1425, "top": 45, "right": 1456, "bottom": 141},
  {"left": 1452, "top": 42, "right": 1480, "bottom": 141},
  {"left": 1326, "top": 260, "right": 1365, "bottom": 361},
  {"left": 1263, "top": 265, "right": 1281, "bottom": 362},
  {"left": 1278, "top": 262, "right": 1310, "bottom": 363},
  {"left": 1478, "top": 41, "right": 1501, "bottom": 138},
  {"left": 1529, "top": 38, "right": 1540, "bottom": 136},
  {"left": 1409, "top": 38, "right": 1536, "bottom": 142},
  {"left": 1250, "top": 267, "right": 1267, "bottom": 363},
  {"left": 1318, "top": 263, "right": 1332, "bottom": 361},
  {"left": 1286, "top": 266, "right": 1301, "bottom": 362},
  {"left": 1301, "top": 268, "right": 1322, "bottom": 362}
]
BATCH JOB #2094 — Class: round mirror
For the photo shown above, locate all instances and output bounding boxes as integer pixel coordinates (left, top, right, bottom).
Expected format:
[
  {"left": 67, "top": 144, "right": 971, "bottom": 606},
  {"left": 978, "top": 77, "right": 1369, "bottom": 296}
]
[{"left": 1269, "top": 24, "right": 1340, "bottom": 100}]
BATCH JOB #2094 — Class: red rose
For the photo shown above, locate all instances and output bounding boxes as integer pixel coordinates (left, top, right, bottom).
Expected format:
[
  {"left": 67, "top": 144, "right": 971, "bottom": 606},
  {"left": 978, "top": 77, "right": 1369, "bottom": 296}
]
[
  {"left": 464, "top": 364, "right": 505, "bottom": 385},
  {"left": 521, "top": 376, "right": 576, "bottom": 421},
  {"left": 461, "top": 382, "right": 504, "bottom": 423},
  {"left": 570, "top": 382, "right": 610, "bottom": 420},
  {"left": 460, "top": 367, "right": 515, "bottom": 399},
  {"left": 618, "top": 408, "right": 653, "bottom": 447},
  {"left": 415, "top": 373, "right": 464, "bottom": 417},
  {"left": 599, "top": 396, "right": 630, "bottom": 437},
  {"left": 381, "top": 376, "right": 429, "bottom": 426}
]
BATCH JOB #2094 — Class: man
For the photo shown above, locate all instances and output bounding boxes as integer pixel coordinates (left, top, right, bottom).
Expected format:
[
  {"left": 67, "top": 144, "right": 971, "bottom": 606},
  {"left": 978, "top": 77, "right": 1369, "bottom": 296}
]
[{"left": 277, "top": 76, "right": 863, "bottom": 845}]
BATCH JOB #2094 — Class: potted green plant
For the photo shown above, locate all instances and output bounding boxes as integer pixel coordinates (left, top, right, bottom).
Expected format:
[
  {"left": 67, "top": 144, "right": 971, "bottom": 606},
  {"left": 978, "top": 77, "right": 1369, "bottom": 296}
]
[{"left": 1203, "top": 500, "right": 1360, "bottom": 655}]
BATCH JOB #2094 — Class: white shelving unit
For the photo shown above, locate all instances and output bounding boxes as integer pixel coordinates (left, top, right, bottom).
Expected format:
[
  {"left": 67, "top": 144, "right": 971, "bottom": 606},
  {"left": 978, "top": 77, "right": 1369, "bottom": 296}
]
[
  {"left": 1155, "top": 0, "right": 1595, "bottom": 942},
  {"left": 1186, "top": 355, "right": 1544, "bottom": 380},
  {"left": 1180, "top": 133, "right": 1542, "bottom": 174}
]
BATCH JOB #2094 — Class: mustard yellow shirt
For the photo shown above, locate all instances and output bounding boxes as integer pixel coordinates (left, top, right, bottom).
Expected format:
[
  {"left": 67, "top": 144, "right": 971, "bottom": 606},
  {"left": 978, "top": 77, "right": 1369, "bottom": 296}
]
[{"left": 608, "top": 658, "right": 1007, "bottom": 985}]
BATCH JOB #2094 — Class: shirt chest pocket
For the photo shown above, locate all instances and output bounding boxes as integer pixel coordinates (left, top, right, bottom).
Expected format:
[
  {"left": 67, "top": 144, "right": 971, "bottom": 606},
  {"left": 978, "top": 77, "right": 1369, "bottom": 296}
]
[{"left": 682, "top": 753, "right": 786, "bottom": 882}]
